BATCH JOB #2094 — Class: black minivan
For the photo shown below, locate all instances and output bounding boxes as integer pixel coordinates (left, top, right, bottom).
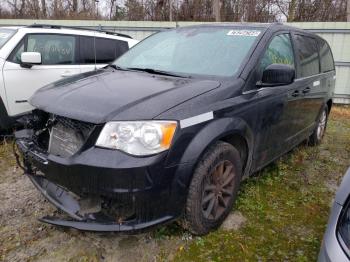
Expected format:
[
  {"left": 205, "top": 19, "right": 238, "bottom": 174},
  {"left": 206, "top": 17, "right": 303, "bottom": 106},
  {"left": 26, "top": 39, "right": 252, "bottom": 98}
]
[{"left": 15, "top": 23, "right": 335, "bottom": 235}]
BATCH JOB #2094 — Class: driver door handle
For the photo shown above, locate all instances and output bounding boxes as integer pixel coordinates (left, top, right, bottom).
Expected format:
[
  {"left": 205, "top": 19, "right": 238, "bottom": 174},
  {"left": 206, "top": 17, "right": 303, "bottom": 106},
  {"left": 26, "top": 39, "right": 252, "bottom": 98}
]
[
  {"left": 291, "top": 90, "right": 300, "bottom": 97},
  {"left": 302, "top": 87, "right": 311, "bottom": 94}
]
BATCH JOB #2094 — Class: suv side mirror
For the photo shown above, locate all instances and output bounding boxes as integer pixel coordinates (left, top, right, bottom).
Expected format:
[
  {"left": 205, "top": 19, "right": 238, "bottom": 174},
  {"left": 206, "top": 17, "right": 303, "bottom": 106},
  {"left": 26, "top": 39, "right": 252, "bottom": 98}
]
[
  {"left": 21, "top": 52, "right": 42, "bottom": 68},
  {"left": 260, "top": 64, "right": 295, "bottom": 87}
]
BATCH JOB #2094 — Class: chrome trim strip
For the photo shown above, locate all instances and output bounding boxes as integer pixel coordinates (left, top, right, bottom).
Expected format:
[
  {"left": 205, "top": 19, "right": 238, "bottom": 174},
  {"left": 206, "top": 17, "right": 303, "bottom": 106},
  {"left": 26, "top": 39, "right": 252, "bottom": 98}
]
[{"left": 180, "top": 112, "right": 214, "bottom": 128}]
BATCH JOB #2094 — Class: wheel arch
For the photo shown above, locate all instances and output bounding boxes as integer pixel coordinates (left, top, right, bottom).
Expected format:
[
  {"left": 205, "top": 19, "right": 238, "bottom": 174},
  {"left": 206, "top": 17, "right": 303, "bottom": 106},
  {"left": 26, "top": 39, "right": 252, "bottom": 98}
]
[
  {"left": 0, "top": 96, "right": 13, "bottom": 130},
  {"left": 326, "top": 99, "right": 333, "bottom": 113},
  {"left": 176, "top": 117, "right": 254, "bottom": 188}
]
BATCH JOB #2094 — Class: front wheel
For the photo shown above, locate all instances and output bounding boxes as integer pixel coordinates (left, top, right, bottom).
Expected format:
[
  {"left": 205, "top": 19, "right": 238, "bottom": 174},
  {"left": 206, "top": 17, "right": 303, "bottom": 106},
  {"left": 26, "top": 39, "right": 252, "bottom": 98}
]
[
  {"left": 309, "top": 105, "right": 328, "bottom": 146},
  {"left": 184, "top": 141, "right": 242, "bottom": 235}
]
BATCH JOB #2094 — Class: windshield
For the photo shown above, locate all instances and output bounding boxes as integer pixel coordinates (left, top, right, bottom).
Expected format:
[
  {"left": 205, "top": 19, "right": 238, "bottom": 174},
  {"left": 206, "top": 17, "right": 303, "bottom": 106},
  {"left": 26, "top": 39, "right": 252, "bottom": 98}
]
[
  {"left": 0, "top": 28, "right": 16, "bottom": 49},
  {"left": 115, "top": 27, "right": 262, "bottom": 77}
]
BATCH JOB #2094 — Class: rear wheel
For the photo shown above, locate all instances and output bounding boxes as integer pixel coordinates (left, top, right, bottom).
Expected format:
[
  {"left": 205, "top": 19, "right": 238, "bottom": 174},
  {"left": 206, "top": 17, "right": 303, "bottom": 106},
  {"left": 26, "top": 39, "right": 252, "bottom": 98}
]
[
  {"left": 309, "top": 105, "right": 328, "bottom": 146},
  {"left": 184, "top": 141, "right": 242, "bottom": 235}
]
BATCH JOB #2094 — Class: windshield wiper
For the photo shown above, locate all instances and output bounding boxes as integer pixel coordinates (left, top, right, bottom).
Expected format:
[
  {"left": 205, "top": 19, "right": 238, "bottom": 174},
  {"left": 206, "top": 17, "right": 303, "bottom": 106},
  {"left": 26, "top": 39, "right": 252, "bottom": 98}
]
[{"left": 126, "top": 67, "right": 188, "bottom": 78}]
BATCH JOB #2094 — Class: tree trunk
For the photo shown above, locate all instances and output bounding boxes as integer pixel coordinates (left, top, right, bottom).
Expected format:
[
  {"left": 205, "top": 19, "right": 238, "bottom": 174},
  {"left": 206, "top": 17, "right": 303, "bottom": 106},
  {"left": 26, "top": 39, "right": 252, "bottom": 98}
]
[
  {"left": 91, "top": 0, "right": 96, "bottom": 17},
  {"left": 41, "top": 0, "right": 46, "bottom": 18},
  {"left": 213, "top": 0, "right": 221, "bottom": 21},
  {"left": 288, "top": 0, "right": 297, "bottom": 22},
  {"left": 169, "top": 0, "right": 173, "bottom": 21},
  {"left": 18, "top": 0, "right": 25, "bottom": 18},
  {"left": 72, "top": 0, "right": 78, "bottom": 15}
]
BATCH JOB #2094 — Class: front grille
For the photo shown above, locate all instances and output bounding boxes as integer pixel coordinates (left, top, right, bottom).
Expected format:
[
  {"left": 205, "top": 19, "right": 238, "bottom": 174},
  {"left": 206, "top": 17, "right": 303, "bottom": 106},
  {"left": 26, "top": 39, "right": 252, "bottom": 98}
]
[
  {"left": 55, "top": 116, "right": 94, "bottom": 138},
  {"left": 48, "top": 116, "right": 95, "bottom": 158}
]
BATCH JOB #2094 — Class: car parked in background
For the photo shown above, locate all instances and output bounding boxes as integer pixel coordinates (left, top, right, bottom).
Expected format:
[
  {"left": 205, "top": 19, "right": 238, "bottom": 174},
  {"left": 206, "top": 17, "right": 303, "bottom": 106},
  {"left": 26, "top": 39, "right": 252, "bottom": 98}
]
[
  {"left": 15, "top": 23, "right": 335, "bottom": 235},
  {"left": 0, "top": 24, "right": 138, "bottom": 129},
  {"left": 319, "top": 167, "right": 350, "bottom": 262}
]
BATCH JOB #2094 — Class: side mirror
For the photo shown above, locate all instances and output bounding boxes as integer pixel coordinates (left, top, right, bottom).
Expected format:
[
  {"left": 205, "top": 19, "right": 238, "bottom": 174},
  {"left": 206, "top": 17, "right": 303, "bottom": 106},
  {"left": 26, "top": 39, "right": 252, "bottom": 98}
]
[
  {"left": 21, "top": 52, "right": 42, "bottom": 68},
  {"left": 259, "top": 64, "right": 295, "bottom": 87}
]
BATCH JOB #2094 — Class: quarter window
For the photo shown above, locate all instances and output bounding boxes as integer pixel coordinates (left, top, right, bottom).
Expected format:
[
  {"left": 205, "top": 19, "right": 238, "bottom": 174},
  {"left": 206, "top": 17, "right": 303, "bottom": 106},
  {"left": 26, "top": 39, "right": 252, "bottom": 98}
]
[
  {"left": 294, "top": 35, "right": 320, "bottom": 77},
  {"left": 79, "top": 36, "right": 129, "bottom": 64},
  {"left": 8, "top": 39, "right": 24, "bottom": 64},
  {"left": 260, "top": 34, "right": 294, "bottom": 73}
]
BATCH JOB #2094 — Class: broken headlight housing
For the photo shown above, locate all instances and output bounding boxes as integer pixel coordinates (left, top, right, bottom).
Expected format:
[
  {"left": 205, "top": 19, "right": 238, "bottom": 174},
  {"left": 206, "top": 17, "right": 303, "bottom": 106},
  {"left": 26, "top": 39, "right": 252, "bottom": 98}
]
[{"left": 95, "top": 121, "right": 177, "bottom": 156}]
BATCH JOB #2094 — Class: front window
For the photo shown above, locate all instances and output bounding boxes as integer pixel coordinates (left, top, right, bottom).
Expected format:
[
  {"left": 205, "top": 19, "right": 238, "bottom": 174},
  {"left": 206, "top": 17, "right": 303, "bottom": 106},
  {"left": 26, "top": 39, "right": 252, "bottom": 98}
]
[
  {"left": 27, "top": 34, "right": 77, "bottom": 65},
  {"left": 259, "top": 34, "right": 295, "bottom": 73},
  {"left": 0, "top": 28, "right": 16, "bottom": 49},
  {"left": 115, "top": 27, "right": 262, "bottom": 77}
]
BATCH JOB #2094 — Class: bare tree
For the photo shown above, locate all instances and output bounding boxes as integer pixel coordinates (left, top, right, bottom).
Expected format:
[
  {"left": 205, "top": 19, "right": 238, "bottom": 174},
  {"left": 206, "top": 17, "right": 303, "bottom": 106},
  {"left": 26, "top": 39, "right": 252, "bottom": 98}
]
[
  {"left": 213, "top": 0, "right": 221, "bottom": 21},
  {"left": 0, "top": 0, "right": 348, "bottom": 22}
]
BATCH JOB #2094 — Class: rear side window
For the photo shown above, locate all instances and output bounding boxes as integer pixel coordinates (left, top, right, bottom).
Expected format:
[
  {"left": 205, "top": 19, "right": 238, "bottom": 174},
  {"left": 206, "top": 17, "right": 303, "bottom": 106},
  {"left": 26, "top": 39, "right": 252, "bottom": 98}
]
[
  {"left": 80, "top": 36, "right": 129, "bottom": 64},
  {"left": 294, "top": 35, "right": 320, "bottom": 78},
  {"left": 318, "top": 39, "right": 334, "bottom": 73},
  {"left": 259, "top": 33, "right": 294, "bottom": 73}
]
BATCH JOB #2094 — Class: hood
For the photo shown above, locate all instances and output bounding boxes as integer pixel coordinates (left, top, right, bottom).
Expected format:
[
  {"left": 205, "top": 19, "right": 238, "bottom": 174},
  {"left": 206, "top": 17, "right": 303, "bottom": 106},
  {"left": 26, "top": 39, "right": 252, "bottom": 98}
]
[{"left": 30, "top": 69, "right": 220, "bottom": 124}]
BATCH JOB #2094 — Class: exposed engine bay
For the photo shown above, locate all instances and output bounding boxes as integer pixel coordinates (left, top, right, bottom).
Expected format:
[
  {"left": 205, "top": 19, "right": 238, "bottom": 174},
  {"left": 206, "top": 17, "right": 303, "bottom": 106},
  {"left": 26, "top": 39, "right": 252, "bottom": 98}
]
[{"left": 17, "top": 110, "right": 95, "bottom": 158}]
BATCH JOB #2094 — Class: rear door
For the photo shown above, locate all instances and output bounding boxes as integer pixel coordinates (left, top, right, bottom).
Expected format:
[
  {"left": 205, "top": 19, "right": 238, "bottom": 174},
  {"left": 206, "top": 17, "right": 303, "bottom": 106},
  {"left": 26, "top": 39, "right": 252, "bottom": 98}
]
[
  {"left": 292, "top": 33, "right": 324, "bottom": 135},
  {"left": 3, "top": 33, "right": 80, "bottom": 116},
  {"left": 79, "top": 36, "right": 129, "bottom": 73}
]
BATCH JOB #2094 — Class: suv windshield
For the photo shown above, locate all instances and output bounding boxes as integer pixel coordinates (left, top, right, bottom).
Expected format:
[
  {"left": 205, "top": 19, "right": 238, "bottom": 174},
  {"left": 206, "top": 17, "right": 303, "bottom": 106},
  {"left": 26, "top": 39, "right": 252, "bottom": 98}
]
[
  {"left": 114, "top": 27, "right": 262, "bottom": 77},
  {"left": 0, "top": 28, "right": 16, "bottom": 49}
]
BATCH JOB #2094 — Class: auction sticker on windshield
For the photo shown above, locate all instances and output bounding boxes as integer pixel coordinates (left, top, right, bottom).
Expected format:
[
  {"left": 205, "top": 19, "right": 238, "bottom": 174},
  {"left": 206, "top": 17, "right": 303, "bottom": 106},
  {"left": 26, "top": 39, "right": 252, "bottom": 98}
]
[{"left": 227, "top": 30, "right": 261, "bottom": 37}]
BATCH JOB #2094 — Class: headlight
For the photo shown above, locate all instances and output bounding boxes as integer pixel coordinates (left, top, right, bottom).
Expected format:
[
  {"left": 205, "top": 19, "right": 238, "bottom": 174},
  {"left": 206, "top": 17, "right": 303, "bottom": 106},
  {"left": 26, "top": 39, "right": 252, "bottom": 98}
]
[{"left": 96, "top": 121, "right": 177, "bottom": 156}]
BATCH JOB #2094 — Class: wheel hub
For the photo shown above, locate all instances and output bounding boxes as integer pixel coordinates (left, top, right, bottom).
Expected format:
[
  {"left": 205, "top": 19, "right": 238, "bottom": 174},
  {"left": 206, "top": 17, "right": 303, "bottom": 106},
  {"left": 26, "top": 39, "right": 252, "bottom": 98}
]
[{"left": 201, "top": 160, "right": 236, "bottom": 220}]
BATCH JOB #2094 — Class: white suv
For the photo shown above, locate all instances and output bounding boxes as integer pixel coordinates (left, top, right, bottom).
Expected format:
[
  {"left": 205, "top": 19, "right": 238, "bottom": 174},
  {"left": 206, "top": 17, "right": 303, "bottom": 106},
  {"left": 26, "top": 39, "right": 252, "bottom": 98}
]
[{"left": 0, "top": 24, "right": 138, "bottom": 129}]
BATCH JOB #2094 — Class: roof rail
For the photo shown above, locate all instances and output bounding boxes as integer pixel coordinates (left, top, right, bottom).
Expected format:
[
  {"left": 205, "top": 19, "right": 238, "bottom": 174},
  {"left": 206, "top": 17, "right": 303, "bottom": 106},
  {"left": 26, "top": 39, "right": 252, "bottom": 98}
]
[{"left": 26, "top": 24, "right": 133, "bottom": 39}]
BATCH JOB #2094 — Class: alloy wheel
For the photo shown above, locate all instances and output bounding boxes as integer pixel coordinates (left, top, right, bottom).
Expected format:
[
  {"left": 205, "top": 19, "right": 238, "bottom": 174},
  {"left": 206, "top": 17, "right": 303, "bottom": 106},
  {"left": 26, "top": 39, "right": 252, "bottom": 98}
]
[{"left": 202, "top": 160, "right": 236, "bottom": 220}]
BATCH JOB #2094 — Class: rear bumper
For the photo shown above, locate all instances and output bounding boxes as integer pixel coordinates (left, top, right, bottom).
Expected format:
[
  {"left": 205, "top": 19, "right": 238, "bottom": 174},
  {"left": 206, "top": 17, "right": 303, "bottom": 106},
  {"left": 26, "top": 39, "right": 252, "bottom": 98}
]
[{"left": 15, "top": 132, "right": 194, "bottom": 232}]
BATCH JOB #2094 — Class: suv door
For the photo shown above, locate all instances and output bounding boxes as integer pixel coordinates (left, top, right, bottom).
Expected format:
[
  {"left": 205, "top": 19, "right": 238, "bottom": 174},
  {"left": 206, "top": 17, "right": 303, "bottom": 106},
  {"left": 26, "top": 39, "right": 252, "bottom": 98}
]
[
  {"left": 3, "top": 33, "right": 80, "bottom": 116},
  {"left": 79, "top": 36, "right": 129, "bottom": 73},
  {"left": 292, "top": 33, "right": 324, "bottom": 134},
  {"left": 251, "top": 32, "right": 301, "bottom": 168}
]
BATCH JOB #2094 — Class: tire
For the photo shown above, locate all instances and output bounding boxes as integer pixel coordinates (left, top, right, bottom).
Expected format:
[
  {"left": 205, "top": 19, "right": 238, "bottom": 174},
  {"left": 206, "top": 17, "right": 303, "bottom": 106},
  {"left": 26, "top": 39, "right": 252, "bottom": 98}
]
[
  {"left": 309, "top": 105, "right": 329, "bottom": 146},
  {"left": 184, "top": 141, "right": 242, "bottom": 235}
]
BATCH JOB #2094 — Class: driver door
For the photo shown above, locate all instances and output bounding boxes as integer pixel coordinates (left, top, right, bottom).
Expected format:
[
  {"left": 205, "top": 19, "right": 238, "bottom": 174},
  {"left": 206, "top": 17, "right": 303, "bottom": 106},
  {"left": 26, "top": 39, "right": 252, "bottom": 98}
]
[
  {"left": 2, "top": 33, "right": 80, "bottom": 116},
  {"left": 253, "top": 33, "right": 303, "bottom": 168}
]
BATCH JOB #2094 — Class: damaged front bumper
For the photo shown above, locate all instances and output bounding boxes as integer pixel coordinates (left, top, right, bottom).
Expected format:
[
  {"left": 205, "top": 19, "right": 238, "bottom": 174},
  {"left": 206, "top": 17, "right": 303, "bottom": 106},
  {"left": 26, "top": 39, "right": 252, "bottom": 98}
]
[{"left": 15, "top": 130, "right": 189, "bottom": 232}]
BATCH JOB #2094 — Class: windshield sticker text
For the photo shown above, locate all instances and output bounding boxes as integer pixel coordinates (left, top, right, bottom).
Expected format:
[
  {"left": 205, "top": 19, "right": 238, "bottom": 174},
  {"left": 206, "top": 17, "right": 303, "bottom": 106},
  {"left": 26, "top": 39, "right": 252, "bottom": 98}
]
[{"left": 227, "top": 30, "right": 261, "bottom": 37}]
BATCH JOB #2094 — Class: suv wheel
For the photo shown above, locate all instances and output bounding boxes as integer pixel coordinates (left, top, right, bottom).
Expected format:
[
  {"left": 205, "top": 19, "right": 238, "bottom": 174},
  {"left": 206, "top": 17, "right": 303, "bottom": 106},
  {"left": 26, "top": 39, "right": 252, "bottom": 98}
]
[
  {"left": 184, "top": 141, "right": 242, "bottom": 235},
  {"left": 309, "top": 105, "right": 328, "bottom": 146}
]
